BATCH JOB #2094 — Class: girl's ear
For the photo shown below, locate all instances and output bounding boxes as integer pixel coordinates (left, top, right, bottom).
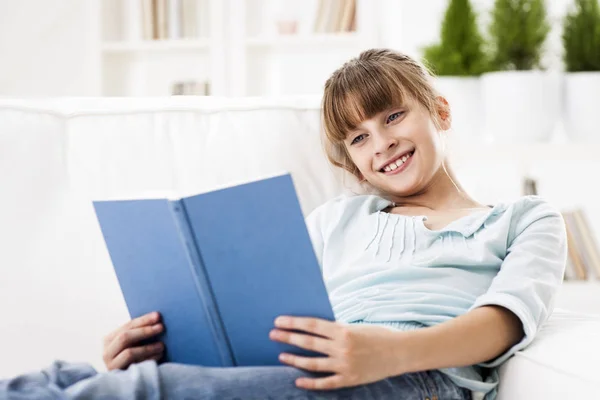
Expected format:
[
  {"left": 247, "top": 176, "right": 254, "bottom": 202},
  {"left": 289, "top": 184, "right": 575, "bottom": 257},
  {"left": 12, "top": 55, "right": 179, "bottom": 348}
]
[{"left": 436, "top": 96, "right": 452, "bottom": 131}]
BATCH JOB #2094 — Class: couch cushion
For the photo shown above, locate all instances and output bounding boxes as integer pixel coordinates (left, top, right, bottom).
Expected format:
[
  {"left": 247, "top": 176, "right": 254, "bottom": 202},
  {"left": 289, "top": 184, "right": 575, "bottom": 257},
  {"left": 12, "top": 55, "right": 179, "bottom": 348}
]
[{"left": 497, "top": 308, "right": 600, "bottom": 399}]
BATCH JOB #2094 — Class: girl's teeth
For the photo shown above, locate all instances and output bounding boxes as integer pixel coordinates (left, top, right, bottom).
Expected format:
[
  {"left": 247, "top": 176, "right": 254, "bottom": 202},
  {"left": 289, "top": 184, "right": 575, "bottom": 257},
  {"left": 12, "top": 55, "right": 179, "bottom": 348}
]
[{"left": 383, "top": 152, "right": 412, "bottom": 173}]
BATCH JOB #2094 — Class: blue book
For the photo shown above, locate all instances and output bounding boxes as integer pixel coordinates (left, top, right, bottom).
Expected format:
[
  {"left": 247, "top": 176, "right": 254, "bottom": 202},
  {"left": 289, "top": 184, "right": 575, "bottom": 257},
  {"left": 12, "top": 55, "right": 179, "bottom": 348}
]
[{"left": 92, "top": 173, "right": 335, "bottom": 367}]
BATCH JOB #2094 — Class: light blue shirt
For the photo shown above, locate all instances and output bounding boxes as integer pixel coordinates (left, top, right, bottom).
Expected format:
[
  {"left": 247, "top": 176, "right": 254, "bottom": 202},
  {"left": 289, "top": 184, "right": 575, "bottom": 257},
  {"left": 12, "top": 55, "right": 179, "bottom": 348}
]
[{"left": 305, "top": 194, "right": 567, "bottom": 400}]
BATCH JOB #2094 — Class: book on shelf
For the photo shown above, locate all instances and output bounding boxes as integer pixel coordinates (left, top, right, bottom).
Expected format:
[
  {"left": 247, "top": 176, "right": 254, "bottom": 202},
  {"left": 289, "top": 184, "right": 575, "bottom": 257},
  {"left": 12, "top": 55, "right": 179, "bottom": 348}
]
[
  {"left": 562, "top": 209, "right": 600, "bottom": 281},
  {"left": 563, "top": 212, "right": 589, "bottom": 281},
  {"left": 172, "top": 80, "right": 210, "bottom": 96},
  {"left": 139, "top": 0, "right": 200, "bottom": 41},
  {"left": 521, "top": 177, "right": 599, "bottom": 281},
  {"left": 313, "top": 0, "right": 356, "bottom": 34},
  {"left": 522, "top": 177, "right": 538, "bottom": 197},
  {"left": 92, "top": 173, "right": 335, "bottom": 366}
]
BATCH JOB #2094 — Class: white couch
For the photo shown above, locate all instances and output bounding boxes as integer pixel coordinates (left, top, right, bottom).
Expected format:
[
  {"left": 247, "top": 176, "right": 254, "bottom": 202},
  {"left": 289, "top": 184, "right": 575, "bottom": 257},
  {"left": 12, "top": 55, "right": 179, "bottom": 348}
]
[{"left": 0, "top": 96, "right": 599, "bottom": 399}]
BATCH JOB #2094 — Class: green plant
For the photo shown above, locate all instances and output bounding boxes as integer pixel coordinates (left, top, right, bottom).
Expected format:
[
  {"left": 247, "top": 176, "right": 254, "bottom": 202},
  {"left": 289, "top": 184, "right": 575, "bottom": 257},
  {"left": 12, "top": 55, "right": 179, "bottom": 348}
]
[
  {"left": 422, "top": 0, "right": 489, "bottom": 76},
  {"left": 562, "top": 0, "right": 600, "bottom": 72},
  {"left": 489, "top": 0, "right": 550, "bottom": 70}
]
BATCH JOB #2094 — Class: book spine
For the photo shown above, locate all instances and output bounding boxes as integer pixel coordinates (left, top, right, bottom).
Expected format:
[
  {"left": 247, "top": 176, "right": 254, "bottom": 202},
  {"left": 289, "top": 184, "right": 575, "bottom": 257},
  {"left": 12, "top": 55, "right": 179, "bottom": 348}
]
[
  {"left": 168, "top": 0, "right": 182, "bottom": 39},
  {"left": 169, "top": 200, "right": 236, "bottom": 366},
  {"left": 574, "top": 209, "right": 600, "bottom": 278},
  {"left": 141, "top": 0, "right": 154, "bottom": 40},
  {"left": 125, "top": 0, "right": 143, "bottom": 42},
  {"left": 564, "top": 211, "right": 588, "bottom": 280}
]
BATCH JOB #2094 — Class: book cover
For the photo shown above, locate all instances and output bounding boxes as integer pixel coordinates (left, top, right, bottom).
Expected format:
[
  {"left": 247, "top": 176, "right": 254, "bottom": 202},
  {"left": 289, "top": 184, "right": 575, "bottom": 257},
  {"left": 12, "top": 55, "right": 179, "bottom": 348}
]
[
  {"left": 93, "top": 173, "right": 335, "bottom": 367},
  {"left": 93, "top": 198, "right": 231, "bottom": 366}
]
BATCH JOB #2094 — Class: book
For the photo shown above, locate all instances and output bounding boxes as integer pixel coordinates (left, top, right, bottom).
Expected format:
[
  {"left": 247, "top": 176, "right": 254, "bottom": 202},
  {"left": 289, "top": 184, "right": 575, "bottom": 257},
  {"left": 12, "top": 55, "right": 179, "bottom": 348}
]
[
  {"left": 125, "top": 0, "right": 143, "bottom": 42},
  {"left": 573, "top": 209, "right": 600, "bottom": 278},
  {"left": 182, "top": 0, "right": 198, "bottom": 38},
  {"left": 141, "top": 0, "right": 154, "bottom": 40},
  {"left": 168, "top": 0, "right": 182, "bottom": 39},
  {"left": 563, "top": 211, "right": 588, "bottom": 280},
  {"left": 156, "top": 0, "right": 168, "bottom": 39},
  {"left": 339, "top": 0, "right": 356, "bottom": 32},
  {"left": 93, "top": 173, "right": 335, "bottom": 367}
]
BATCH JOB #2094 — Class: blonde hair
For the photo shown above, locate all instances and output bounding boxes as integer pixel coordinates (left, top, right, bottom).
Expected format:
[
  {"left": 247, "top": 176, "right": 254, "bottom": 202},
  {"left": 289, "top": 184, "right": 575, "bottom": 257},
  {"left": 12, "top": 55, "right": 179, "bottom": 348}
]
[{"left": 321, "top": 48, "right": 449, "bottom": 181}]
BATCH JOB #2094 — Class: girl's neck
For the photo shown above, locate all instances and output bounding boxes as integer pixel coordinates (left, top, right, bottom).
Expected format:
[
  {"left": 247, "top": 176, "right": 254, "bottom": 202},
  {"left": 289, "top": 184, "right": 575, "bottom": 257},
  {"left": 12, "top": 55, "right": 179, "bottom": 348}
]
[{"left": 385, "top": 162, "right": 485, "bottom": 211}]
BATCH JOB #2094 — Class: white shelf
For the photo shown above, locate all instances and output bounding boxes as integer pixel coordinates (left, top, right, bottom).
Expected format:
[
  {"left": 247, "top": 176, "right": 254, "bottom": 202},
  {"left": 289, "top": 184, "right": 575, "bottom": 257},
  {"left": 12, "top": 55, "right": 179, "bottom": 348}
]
[
  {"left": 246, "top": 32, "right": 360, "bottom": 49},
  {"left": 102, "top": 39, "right": 210, "bottom": 53}
]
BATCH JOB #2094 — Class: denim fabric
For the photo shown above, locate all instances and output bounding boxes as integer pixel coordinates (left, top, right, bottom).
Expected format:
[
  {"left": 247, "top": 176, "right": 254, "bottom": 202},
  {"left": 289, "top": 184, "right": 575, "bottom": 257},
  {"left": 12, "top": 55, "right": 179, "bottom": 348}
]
[{"left": 1, "top": 360, "right": 472, "bottom": 400}]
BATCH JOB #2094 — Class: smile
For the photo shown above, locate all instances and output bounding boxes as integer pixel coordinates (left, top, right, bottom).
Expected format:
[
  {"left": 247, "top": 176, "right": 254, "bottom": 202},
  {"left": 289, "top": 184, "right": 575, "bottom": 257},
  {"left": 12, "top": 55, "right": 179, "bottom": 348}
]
[{"left": 379, "top": 151, "right": 414, "bottom": 175}]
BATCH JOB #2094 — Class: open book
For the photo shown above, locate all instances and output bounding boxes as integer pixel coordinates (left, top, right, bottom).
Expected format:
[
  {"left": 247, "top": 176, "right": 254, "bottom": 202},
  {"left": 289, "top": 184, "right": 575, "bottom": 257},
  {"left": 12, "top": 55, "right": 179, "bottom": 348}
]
[{"left": 93, "top": 174, "right": 335, "bottom": 367}]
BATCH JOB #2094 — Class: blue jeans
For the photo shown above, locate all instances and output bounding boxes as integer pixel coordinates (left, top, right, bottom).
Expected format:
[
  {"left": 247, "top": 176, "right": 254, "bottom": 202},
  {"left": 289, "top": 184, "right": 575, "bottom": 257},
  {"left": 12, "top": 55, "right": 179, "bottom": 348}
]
[{"left": 1, "top": 360, "right": 472, "bottom": 400}]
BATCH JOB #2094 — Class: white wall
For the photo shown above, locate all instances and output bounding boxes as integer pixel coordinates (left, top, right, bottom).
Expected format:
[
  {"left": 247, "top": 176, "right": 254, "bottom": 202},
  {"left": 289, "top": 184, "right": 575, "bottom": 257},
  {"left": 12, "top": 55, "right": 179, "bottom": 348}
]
[{"left": 0, "top": 0, "right": 100, "bottom": 96}]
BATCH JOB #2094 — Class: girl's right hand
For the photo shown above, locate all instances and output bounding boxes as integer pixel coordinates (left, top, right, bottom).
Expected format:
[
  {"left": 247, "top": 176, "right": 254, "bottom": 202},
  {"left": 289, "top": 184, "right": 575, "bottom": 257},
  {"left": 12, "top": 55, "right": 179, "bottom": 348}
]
[{"left": 102, "top": 311, "right": 165, "bottom": 371}]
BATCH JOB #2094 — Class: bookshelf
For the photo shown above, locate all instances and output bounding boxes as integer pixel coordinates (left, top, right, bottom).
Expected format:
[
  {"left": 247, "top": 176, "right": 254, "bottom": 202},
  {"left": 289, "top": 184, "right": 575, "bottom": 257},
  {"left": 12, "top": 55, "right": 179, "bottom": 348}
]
[
  {"left": 98, "top": 0, "right": 378, "bottom": 97},
  {"left": 100, "top": 0, "right": 224, "bottom": 96},
  {"left": 102, "top": 39, "right": 210, "bottom": 53}
]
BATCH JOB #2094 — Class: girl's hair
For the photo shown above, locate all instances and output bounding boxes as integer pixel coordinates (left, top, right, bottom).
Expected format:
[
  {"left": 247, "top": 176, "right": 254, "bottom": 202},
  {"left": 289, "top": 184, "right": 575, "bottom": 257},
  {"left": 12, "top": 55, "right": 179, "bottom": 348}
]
[{"left": 321, "top": 48, "right": 448, "bottom": 180}]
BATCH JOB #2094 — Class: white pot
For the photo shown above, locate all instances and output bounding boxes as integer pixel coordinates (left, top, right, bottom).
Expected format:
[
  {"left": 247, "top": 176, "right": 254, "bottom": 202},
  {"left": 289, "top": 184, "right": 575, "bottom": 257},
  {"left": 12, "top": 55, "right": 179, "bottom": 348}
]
[
  {"left": 481, "top": 71, "right": 561, "bottom": 143},
  {"left": 434, "top": 76, "right": 482, "bottom": 142},
  {"left": 564, "top": 72, "right": 600, "bottom": 143}
]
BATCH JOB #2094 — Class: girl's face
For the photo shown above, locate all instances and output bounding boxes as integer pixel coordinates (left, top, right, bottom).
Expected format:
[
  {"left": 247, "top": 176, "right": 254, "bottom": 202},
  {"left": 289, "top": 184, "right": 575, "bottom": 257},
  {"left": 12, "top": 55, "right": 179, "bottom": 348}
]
[{"left": 343, "top": 97, "right": 450, "bottom": 197}]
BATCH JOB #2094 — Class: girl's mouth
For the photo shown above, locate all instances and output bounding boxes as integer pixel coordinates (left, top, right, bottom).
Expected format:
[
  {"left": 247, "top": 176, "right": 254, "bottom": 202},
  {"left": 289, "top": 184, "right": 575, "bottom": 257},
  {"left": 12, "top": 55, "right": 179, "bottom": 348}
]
[{"left": 379, "top": 151, "right": 414, "bottom": 175}]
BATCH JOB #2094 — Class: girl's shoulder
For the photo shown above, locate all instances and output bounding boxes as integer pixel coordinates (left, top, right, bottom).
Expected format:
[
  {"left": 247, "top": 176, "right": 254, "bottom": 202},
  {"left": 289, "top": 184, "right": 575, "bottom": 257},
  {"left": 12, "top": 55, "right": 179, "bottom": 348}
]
[
  {"left": 500, "top": 195, "right": 566, "bottom": 243},
  {"left": 503, "top": 195, "right": 563, "bottom": 222}
]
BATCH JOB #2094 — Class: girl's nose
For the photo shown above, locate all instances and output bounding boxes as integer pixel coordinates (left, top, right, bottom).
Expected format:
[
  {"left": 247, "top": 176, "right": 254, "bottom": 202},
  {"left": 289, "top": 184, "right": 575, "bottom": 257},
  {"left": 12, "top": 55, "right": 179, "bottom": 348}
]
[{"left": 374, "top": 135, "right": 397, "bottom": 156}]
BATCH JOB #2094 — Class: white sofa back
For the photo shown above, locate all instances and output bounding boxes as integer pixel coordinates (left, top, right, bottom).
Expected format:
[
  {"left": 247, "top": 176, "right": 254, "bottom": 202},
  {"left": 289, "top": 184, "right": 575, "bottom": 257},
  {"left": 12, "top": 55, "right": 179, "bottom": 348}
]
[{"left": 0, "top": 96, "right": 348, "bottom": 377}]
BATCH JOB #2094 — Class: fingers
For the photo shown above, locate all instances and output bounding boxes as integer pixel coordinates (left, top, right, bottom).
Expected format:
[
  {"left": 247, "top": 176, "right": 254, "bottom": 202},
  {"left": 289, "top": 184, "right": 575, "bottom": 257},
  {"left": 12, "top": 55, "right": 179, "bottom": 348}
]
[
  {"left": 103, "top": 323, "right": 164, "bottom": 365},
  {"left": 270, "top": 329, "right": 333, "bottom": 356},
  {"left": 274, "top": 316, "right": 337, "bottom": 339},
  {"left": 295, "top": 374, "right": 345, "bottom": 390},
  {"left": 278, "top": 353, "right": 336, "bottom": 373},
  {"left": 107, "top": 342, "right": 164, "bottom": 371},
  {"left": 104, "top": 312, "right": 161, "bottom": 344}
]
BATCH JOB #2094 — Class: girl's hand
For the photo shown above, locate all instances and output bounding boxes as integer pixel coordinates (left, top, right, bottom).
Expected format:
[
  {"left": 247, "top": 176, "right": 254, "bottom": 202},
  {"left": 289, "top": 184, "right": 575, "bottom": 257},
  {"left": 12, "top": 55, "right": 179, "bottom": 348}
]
[
  {"left": 270, "top": 316, "right": 407, "bottom": 390},
  {"left": 102, "top": 312, "right": 165, "bottom": 371}
]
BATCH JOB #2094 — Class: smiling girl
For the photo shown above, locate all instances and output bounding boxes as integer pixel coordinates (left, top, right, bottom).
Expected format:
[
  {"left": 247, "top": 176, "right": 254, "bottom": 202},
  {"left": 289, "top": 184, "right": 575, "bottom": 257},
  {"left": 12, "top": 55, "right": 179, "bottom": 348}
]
[{"left": 1, "top": 49, "right": 567, "bottom": 400}]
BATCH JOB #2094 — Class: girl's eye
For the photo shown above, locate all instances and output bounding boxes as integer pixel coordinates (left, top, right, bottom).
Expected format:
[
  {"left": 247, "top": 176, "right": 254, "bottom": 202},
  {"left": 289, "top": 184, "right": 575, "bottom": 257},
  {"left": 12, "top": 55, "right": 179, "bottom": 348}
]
[
  {"left": 386, "top": 111, "right": 404, "bottom": 124},
  {"left": 351, "top": 134, "right": 366, "bottom": 145}
]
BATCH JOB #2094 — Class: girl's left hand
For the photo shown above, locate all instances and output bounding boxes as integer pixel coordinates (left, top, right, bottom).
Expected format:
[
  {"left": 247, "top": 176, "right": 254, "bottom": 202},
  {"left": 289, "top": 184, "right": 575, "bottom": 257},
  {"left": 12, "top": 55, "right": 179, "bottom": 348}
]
[{"left": 269, "top": 316, "right": 408, "bottom": 390}]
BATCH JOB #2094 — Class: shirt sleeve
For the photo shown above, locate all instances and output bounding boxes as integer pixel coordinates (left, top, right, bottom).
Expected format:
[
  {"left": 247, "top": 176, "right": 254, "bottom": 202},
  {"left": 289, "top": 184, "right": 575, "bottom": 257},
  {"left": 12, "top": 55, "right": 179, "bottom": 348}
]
[
  {"left": 305, "top": 205, "right": 326, "bottom": 269},
  {"left": 468, "top": 196, "right": 568, "bottom": 368}
]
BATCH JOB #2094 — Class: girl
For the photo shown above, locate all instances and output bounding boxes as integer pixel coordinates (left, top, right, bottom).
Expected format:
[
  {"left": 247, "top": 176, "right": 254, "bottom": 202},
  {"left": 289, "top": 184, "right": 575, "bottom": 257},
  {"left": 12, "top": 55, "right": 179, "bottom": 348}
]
[{"left": 1, "top": 49, "right": 567, "bottom": 400}]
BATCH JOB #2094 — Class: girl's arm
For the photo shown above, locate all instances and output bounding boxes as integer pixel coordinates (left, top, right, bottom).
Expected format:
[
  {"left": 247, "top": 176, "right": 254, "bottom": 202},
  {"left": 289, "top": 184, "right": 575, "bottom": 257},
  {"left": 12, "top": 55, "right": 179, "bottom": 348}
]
[
  {"left": 397, "top": 197, "right": 567, "bottom": 375},
  {"left": 397, "top": 305, "right": 523, "bottom": 375}
]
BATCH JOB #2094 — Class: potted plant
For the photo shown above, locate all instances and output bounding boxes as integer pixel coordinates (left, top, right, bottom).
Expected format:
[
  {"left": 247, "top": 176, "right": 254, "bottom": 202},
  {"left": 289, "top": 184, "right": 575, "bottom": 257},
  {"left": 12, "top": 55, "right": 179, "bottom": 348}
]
[
  {"left": 422, "top": 0, "right": 489, "bottom": 143},
  {"left": 562, "top": 0, "right": 600, "bottom": 142},
  {"left": 482, "top": 0, "right": 559, "bottom": 143}
]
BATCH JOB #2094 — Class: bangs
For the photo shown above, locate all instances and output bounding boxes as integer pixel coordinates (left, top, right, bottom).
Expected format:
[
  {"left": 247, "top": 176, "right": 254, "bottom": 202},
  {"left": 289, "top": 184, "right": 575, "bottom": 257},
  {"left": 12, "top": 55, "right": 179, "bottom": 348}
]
[{"left": 323, "top": 66, "right": 409, "bottom": 143}]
